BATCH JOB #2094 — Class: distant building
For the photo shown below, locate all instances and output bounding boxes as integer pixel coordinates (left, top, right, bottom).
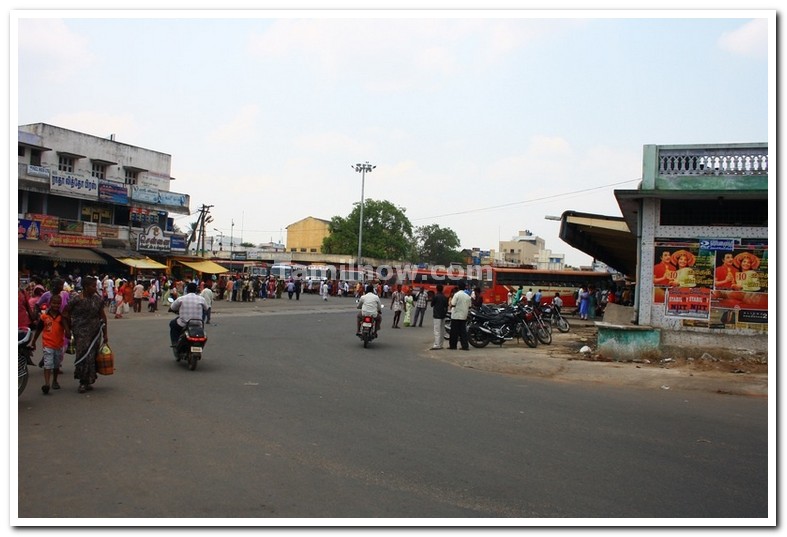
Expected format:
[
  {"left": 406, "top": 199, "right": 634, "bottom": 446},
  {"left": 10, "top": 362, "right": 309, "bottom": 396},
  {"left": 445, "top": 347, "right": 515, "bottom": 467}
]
[
  {"left": 498, "top": 230, "right": 545, "bottom": 266},
  {"left": 286, "top": 216, "right": 331, "bottom": 253}
]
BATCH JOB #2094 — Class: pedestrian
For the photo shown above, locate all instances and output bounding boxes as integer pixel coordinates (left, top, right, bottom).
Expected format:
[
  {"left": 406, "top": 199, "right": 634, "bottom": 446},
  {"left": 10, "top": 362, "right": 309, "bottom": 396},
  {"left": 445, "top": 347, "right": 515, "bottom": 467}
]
[
  {"left": 449, "top": 281, "right": 471, "bottom": 350},
  {"left": 62, "top": 276, "right": 108, "bottom": 394},
  {"left": 513, "top": 286, "right": 524, "bottom": 306},
  {"left": 295, "top": 279, "right": 302, "bottom": 300},
  {"left": 320, "top": 280, "right": 329, "bottom": 301},
  {"left": 578, "top": 285, "right": 590, "bottom": 320},
  {"left": 403, "top": 292, "right": 414, "bottom": 327},
  {"left": 286, "top": 279, "right": 295, "bottom": 299},
  {"left": 390, "top": 284, "right": 404, "bottom": 328},
  {"left": 534, "top": 289, "right": 542, "bottom": 307},
  {"left": 471, "top": 286, "right": 483, "bottom": 310},
  {"left": 412, "top": 287, "right": 429, "bottom": 327},
  {"left": 525, "top": 288, "right": 534, "bottom": 306},
  {"left": 276, "top": 278, "right": 284, "bottom": 299},
  {"left": 29, "top": 293, "right": 65, "bottom": 394},
  {"left": 430, "top": 284, "right": 448, "bottom": 350},
  {"left": 133, "top": 280, "right": 144, "bottom": 312},
  {"left": 114, "top": 280, "right": 127, "bottom": 319},
  {"left": 200, "top": 285, "right": 214, "bottom": 324}
]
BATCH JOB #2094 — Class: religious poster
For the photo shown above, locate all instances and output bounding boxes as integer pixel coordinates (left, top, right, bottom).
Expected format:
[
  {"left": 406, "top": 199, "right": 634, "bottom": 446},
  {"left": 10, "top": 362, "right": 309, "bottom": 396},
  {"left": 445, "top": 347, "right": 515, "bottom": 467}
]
[{"left": 655, "top": 238, "right": 768, "bottom": 332}]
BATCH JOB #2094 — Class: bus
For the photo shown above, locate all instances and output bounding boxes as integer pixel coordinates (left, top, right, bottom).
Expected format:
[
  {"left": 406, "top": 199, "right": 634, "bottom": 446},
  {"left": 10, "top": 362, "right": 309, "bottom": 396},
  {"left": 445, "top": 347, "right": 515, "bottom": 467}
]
[
  {"left": 393, "top": 266, "right": 615, "bottom": 309},
  {"left": 483, "top": 267, "right": 616, "bottom": 308}
]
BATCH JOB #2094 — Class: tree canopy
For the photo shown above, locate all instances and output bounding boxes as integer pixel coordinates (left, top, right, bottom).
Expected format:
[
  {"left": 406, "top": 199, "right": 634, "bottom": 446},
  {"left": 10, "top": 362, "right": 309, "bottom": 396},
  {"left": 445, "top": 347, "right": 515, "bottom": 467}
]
[
  {"left": 322, "top": 199, "right": 413, "bottom": 260},
  {"left": 413, "top": 224, "right": 464, "bottom": 266}
]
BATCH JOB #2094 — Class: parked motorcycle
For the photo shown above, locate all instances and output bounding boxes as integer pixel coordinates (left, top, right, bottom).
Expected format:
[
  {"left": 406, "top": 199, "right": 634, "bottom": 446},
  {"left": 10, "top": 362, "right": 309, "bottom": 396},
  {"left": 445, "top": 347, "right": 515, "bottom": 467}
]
[
  {"left": 18, "top": 328, "right": 32, "bottom": 396},
  {"left": 520, "top": 304, "right": 552, "bottom": 345},
  {"left": 465, "top": 304, "right": 539, "bottom": 349},
  {"left": 539, "top": 302, "right": 570, "bottom": 333},
  {"left": 172, "top": 319, "right": 208, "bottom": 370}
]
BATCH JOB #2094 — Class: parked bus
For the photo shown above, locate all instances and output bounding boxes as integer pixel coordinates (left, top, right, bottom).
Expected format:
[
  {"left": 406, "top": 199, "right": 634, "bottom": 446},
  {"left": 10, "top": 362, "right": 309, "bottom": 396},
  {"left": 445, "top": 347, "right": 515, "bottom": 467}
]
[
  {"left": 483, "top": 267, "right": 616, "bottom": 307},
  {"left": 393, "top": 266, "right": 615, "bottom": 309}
]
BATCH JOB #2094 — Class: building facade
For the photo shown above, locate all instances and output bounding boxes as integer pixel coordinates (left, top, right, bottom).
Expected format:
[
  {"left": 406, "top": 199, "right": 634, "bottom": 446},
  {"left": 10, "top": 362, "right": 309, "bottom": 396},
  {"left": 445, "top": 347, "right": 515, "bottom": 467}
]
[
  {"left": 18, "top": 123, "right": 191, "bottom": 278},
  {"left": 498, "top": 230, "right": 545, "bottom": 266},
  {"left": 285, "top": 216, "right": 331, "bottom": 254},
  {"left": 615, "top": 143, "right": 768, "bottom": 352}
]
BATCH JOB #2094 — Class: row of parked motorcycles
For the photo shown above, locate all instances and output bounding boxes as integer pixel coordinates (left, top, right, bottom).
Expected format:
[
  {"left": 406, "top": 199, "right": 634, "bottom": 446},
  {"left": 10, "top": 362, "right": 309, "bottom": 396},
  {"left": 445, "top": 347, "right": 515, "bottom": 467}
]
[{"left": 444, "top": 301, "right": 570, "bottom": 348}]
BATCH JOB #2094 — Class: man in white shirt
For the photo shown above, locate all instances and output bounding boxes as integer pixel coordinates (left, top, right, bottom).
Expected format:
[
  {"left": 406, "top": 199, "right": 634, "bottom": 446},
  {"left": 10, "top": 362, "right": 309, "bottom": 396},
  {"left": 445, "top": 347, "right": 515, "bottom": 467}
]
[
  {"left": 169, "top": 282, "right": 207, "bottom": 346},
  {"left": 356, "top": 285, "right": 382, "bottom": 334},
  {"left": 449, "top": 281, "right": 471, "bottom": 350}
]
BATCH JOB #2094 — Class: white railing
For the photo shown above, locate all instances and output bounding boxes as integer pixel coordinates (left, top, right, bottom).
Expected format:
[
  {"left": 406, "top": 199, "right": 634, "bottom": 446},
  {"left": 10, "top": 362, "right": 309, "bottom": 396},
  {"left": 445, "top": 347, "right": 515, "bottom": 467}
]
[{"left": 658, "top": 147, "right": 768, "bottom": 176}]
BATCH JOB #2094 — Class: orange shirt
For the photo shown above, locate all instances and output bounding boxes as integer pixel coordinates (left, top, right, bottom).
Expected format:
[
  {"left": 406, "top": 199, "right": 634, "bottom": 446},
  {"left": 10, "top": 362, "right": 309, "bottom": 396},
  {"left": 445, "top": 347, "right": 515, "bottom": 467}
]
[{"left": 40, "top": 312, "right": 65, "bottom": 349}]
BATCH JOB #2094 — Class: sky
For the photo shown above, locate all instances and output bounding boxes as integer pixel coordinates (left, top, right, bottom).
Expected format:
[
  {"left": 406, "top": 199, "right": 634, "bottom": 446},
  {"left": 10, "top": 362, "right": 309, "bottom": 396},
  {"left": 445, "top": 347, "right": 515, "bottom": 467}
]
[{"left": 13, "top": 8, "right": 772, "bottom": 268}]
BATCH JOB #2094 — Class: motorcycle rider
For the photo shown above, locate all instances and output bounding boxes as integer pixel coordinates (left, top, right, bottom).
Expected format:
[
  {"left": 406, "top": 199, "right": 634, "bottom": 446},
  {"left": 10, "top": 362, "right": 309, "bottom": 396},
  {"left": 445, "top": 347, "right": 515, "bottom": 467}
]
[
  {"left": 169, "top": 282, "right": 208, "bottom": 347},
  {"left": 356, "top": 284, "right": 382, "bottom": 335}
]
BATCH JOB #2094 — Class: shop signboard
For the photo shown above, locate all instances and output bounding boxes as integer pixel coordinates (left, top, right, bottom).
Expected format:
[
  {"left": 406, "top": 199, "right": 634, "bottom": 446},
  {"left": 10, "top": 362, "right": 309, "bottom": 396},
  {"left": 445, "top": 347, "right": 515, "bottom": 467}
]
[
  {"left": 99, "top": 180, "right": 130, "bottom": 204},
  {"left": 50, "top": 173, "right": 98, "bottom": 200},
  {"left": 131, "top": 185, "right": 159, "bottom": 204},
  {"left": 137, "top": 224, "right": 171, "bottom": 253}
]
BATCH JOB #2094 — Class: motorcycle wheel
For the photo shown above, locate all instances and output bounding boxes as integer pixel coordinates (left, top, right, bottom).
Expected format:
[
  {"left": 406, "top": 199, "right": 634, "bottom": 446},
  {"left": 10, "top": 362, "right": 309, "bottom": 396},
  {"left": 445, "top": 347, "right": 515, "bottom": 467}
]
[
  {"left": 363, "top": 333, "right": 369, "bottom": 348},
  {"left": 18, "top": 359, "right": 28, "bottom": 397},
  {"left": 188, "top": 353, "right": 198, "bottom": 370},
  {"left": 536, "top": 323, "right": 552, "bottom": 345},
  {"left": 556, "top": 316, "right": 570, "bottom": 333},
  {"left": 467, "top": 326, "right": 490, "bottom": 348},
  {"left": 523, "top": 324, "right": 538, "bottom": 348}
]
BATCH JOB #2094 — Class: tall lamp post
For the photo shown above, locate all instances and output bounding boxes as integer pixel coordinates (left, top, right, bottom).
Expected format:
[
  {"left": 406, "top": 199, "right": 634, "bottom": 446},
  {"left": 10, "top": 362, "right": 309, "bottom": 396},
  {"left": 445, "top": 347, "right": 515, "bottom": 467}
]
[
  {"left": 352, "top": 161, "right": 375, "bottom": 265},
  {"left": 230, "top": 219, "right": 235, "bottom": 264}
]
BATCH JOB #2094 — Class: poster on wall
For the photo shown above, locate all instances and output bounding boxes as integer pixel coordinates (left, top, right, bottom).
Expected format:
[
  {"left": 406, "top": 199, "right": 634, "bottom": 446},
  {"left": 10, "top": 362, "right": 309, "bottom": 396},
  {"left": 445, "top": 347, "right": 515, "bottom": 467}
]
[{"left": 654, "top": 238, "right": 768, "bottom": 332}]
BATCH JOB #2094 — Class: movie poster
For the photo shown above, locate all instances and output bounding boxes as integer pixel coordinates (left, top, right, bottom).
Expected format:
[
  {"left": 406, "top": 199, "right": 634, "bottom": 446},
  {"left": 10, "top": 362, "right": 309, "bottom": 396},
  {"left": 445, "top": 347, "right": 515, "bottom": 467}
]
[{"left": 654, "top": 238, "right": 768, "bottom": 331}]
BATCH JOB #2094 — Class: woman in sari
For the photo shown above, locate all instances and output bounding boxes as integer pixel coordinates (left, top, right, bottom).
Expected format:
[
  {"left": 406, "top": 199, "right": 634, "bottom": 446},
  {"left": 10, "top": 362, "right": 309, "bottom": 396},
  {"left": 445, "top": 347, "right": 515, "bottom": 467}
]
[{"left": 63, "top": 276, "right": 108, "bottom": 393}]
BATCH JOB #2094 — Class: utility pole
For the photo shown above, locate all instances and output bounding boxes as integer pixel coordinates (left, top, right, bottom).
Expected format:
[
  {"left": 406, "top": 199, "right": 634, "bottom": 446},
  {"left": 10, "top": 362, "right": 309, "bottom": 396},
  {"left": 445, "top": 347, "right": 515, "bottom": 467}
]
[{"left": 196, "top": 204, "right": 214, "bottom": 257}]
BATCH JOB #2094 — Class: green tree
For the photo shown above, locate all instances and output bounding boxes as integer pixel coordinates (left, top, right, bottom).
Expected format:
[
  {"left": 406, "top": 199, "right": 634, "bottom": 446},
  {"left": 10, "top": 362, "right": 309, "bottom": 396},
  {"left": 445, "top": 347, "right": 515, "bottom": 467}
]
[
  {"left": 322, "top": 199, "right": 413, "bottom": 260},
  {"left": 414, "top": 224, "right": 464, "bottom": 266}
]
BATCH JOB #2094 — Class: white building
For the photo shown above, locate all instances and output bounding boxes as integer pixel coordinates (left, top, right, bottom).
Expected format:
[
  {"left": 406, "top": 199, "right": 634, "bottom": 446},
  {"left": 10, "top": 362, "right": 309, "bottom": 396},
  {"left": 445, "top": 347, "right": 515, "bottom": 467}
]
[{"left": 18, "top": 123, "right": 191, "bottom": 275}]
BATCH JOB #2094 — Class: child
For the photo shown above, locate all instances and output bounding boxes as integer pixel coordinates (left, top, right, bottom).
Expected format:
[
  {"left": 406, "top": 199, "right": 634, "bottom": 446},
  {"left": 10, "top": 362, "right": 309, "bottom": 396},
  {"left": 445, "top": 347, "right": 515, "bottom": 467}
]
[{"left": 29, "top": 293, "right": 65, "bottom": 395}]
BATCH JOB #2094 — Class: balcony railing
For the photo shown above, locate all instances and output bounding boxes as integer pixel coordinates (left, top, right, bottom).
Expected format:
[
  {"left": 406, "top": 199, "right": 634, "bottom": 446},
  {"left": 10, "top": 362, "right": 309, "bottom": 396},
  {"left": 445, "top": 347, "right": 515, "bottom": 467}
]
[{"left": 658, "top": 147, "right": 768, "bottom": 177}]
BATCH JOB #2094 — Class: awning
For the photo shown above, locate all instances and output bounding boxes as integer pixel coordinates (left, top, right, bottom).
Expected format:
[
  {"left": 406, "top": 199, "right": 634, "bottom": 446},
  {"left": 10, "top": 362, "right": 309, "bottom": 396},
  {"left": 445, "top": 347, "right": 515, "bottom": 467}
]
[
  {"left": 178, "top": 259, "right": 229, "bottom": 274},
  {"left": 18, "top": 239, "right": 56, "bottom": 257},
  {"left": 117, "top": 257, "right": 168, "bottom": 270},
  {"left": 93, "top": 247, "right": 147, "bottom": 260},
  {"left": 558, "top": 210, "right": 637, "bottom": 277},
  {"left": 48, "top": 247, "right": 107, "bottom": 265}
]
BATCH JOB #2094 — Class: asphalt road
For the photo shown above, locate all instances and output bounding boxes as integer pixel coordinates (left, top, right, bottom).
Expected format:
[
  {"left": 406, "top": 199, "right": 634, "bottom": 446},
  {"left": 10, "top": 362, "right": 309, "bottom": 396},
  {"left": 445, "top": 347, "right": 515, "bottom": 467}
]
[{"left": 16, "top": 295, "right": 770, "bottom": 522}]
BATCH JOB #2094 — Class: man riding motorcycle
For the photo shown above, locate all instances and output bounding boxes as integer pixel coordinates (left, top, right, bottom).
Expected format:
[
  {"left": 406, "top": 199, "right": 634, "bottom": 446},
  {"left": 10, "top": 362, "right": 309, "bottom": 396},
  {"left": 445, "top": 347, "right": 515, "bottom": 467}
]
[
  {"left": 169, "top": 282, "right": 208, "bottom": 346},
  {"left": 356, "top": 284, "right": 382, "bottom": 335}
]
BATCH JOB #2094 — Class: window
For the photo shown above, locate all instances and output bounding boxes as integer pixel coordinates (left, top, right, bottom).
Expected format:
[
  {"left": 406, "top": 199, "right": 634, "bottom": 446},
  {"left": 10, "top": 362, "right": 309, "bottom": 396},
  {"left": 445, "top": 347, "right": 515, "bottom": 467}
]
[
  {"left": 660, "top": 199, "right": 767, "bottom": 226},
  {"left": 92, "top": 162, "right": 107, "bottom": 180},
  {"left": 30, "top": 150, "right": 42, "bottom": 166},
  {"left": 58, "top": 155, "right": 75, "bottom": 173},
  {"left": 124, "top": 169, "right": 138, "bottom": 185}
]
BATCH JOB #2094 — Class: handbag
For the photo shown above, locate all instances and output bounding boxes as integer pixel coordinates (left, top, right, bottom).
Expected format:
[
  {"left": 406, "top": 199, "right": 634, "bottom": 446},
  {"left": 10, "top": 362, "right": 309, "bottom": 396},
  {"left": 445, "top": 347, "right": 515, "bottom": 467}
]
[{"left": 96, "top": 343, "right": 114, "bottom": 375}]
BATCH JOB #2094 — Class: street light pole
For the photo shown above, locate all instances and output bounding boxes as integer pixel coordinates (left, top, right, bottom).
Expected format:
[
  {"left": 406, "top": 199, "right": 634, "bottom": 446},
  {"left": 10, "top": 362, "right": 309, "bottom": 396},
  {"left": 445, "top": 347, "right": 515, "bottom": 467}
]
[{"left": 352, "top": 161, "right": 375, "bottom": 265}]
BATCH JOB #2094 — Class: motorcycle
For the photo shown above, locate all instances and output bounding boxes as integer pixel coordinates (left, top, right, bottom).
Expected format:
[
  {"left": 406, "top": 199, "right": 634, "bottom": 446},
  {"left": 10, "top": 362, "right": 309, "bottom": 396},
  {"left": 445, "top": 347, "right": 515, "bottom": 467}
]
[
  {"left": 539, "top": 302, "right": 570, "bottom": 333},
  {"left": 520, "top": 304, "right": 552, "bottom": 345},
  {"left": 172, "top": 319, "right": 208, "bottom": 370},
  {"left": 18, "top": 328, "right": 32, "bottom": 396},
  {"left": 357, "top": 314, "right": 379, "bottom": 348},
  {"left": 445, "top": 304, "right": 539, "bottom": 349}
]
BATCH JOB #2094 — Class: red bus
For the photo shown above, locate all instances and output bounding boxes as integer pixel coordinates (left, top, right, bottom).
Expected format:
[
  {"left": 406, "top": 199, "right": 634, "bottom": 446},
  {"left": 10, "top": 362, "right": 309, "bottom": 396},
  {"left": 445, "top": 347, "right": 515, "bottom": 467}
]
[
  {"left": 395, "top": 266, "right": 614, "bottom": 308},
  {"left": 481, "top": 267, "right": 615, "bottom": 307}
]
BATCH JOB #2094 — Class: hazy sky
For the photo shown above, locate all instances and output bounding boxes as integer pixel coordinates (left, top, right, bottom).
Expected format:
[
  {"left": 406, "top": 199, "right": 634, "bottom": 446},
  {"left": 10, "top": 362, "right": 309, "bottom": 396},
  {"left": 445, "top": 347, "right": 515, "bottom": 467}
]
[{"left": 14, "top": 9, "right": 771, "bottom": 267}]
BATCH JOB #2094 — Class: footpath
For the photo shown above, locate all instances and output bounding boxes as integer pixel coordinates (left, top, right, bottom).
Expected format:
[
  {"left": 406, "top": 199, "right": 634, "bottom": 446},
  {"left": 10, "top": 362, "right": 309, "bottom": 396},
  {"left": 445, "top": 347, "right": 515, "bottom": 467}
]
[{"left": 117, "top": 292, "right": 769, "bottom": 398}]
